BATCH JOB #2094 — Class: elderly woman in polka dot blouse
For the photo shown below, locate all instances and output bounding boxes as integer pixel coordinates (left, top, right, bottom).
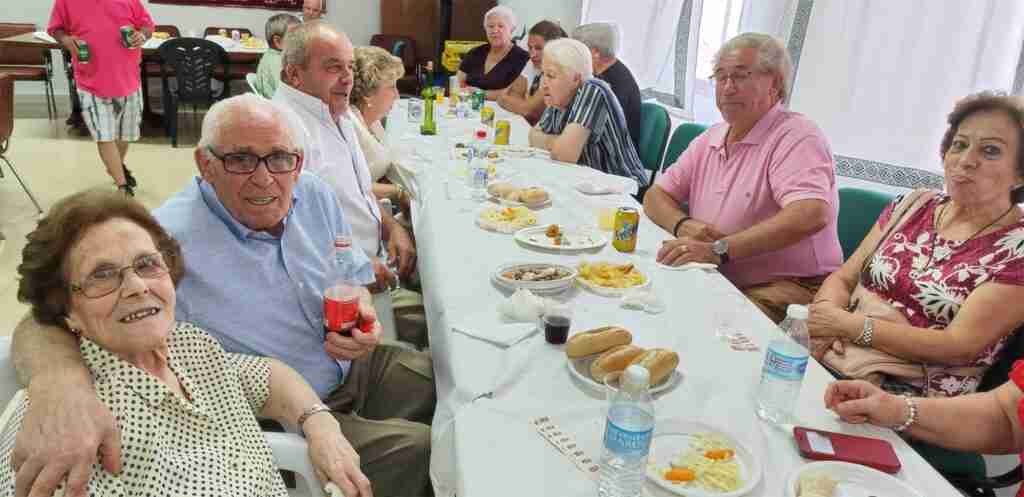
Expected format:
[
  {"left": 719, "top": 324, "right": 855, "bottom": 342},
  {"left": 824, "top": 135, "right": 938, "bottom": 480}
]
[{"left": 1, "top": 189, "right": 371, "bottom": 497}]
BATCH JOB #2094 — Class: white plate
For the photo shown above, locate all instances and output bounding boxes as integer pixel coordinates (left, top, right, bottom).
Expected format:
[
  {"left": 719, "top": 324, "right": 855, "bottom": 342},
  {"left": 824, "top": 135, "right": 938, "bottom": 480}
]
[
  {"left": 476, "top": 206, "right": 539, "bottom": 234},
  {"left": 497, "top": 145, "right": 550, "bottom": 158},
  {"left": 490, "top": 194, "right": 553, "bottom": 209},
  {"left": 576, "top": 264, "right": 652, "bottom": 297},
  {"left": 645, "top": 419, "right": 762, "bottom": 497},
  {"left": 493, "top": 262, "right": 577, "bottom": 293},
  {"left": 566, "top": 355, "right": 681, "bottom": 395},
  {"left": 515, "top": 225, "right": 608, "bottom": 251},
  {"left": 784, "top": 461, "right": 922, "bottom": 497}
]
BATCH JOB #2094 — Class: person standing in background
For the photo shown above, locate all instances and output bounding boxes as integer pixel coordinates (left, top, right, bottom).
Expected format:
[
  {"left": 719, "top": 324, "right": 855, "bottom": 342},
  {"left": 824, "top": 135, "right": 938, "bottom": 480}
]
[
  {"left": 302, "top": 0, "right": 324, "bottom": 21},
  {"left": 48, "top": 0, "right": 154, "bottom": 197}
]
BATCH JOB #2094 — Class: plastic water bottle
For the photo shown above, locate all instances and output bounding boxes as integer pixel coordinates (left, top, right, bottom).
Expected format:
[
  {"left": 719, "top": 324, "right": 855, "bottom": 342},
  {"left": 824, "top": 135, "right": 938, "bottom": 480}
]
[
  {"left": 756, "top": 304, "right": 810, "bottom": 423},
  {"left": 598, "top": 365, "right": 654, "bottom": 497},
  {"left": 466, "top": 129, "right": 490, "bottom": 201}
]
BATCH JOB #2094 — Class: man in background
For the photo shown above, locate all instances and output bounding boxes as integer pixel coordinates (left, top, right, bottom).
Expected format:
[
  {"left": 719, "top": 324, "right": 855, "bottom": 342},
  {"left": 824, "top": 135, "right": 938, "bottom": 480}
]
[
  {"left": 254, "top": 13, "right": 300, "bottom": 98},
  {"left": 572, "top": 21, "right": 642, "bottom": 149},
  {"left": 48, "top": 0, "right": 154, "bottom": 196},
  {"left": 302, "top": 0, "right": 324, "bottom": 21}
]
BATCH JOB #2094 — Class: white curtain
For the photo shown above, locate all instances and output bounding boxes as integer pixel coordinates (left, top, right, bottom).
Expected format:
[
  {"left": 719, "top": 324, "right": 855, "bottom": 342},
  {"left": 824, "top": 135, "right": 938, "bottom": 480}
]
[{"left": 789, "top": 0, "right": 1024, "bottom": 175}]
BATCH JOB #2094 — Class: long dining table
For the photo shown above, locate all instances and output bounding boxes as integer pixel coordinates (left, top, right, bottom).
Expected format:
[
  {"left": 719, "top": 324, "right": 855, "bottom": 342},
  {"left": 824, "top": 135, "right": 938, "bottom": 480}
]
[{"left": 383, "top": 100, "right": 959, "bottom": 497}]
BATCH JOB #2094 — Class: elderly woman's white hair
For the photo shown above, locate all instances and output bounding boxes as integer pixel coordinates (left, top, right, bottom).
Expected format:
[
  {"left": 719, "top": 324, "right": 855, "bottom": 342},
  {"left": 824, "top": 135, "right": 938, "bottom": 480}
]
[
  {"left": 483, "top": 5, "right": 517, "bottom": 31},
  {"left": 572, "top": 21, "right": 620, "bottom": 59},
  {"left": 713, "top": 32, "right": 793, "bottom": 100},
  {"left": 198, "top": 94, "right": 304, "bottom": 155},
  {"left": 542, "top": 38, "right": 593, "bottom": 81}
]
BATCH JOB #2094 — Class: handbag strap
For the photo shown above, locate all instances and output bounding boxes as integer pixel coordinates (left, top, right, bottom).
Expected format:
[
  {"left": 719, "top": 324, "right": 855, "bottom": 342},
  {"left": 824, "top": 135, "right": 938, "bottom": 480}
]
[{"left": 857, "top": 189, "right": 938, "bottom": 278}]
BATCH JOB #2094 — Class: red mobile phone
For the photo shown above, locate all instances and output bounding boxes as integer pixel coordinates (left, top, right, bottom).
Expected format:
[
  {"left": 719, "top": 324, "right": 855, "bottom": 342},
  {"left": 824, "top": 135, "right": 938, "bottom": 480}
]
[{"left": 793, "top": 427, "right": 902, "bottom": 474}]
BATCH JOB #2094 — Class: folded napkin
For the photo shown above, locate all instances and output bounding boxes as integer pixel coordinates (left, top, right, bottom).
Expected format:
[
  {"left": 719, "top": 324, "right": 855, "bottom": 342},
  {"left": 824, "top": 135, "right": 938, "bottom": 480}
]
[
  {"left": 575, "top": 180, "right": 626, "bottom": 195},
  {"left": 655, "top": 261, "right": 717, "bottom": 271},
  {"left": 452, "top": 311, "right": 538, "bottom": 348},
  {"left": 621, "top": 288, "right": 665, "bottom": 314}
]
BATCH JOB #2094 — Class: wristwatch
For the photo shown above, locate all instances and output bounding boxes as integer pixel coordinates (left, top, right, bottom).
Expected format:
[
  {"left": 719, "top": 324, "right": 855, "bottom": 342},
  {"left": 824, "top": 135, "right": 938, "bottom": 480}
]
[
  {"left": 711, "top": 239, "right": 730, "bottom": 264},
  {"left": 297, "top": 403, "right": 332, "bottom": 435}
]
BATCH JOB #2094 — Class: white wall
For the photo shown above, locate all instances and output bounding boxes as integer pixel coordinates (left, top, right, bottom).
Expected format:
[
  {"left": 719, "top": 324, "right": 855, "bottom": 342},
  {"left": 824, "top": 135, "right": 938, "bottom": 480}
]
[{"left": 7, "top": 0, "right": 578, "bottom": 96}]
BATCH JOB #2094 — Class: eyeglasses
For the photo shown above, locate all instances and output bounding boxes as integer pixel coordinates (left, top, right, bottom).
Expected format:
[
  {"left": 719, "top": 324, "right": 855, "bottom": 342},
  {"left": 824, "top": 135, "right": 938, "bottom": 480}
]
[
  {"left": 206, "top": 146, "right": 301, "bottom": 175},
  {"left": 70, "top": 252, "right": 170, "bottom": 299},
  {"left": 710, "top": 69, "right": 759, "bottom": 87}
]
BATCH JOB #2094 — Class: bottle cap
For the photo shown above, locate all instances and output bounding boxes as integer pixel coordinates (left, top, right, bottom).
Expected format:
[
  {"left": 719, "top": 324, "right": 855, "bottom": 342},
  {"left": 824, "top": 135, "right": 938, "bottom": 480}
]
[
  {"left": 622, "top": 365, "right": 650, "bottom": 391},
  {"left": 475, "top": 129, "right": 487, "bottom": 139},
  {"left": 786, "top": 304, "right": 809, "bottom": 320}
]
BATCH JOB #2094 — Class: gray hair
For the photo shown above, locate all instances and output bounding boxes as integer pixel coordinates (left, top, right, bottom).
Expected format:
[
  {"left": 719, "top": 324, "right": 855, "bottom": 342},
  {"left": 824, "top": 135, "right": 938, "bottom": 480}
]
[
  {"left": 198, "top": 94, "right": 303, "bottom": 155},
  {"left": 282, "top": 20, "right": 330, "bottom": 68},
  {"left": 265, "top": 13, "right": 300, "bottom": 48},
  {"left": 572, "top": 22, "right": 620, "bottom": 59},
  {"left": 543, "top": 38, "right": 593, "bottom": 81},
  {"left": 713, "top": 32, "right": 793, "bottom": 100},
  {"left": 483, "top": 6, "right": 517, "bottom": 31}
]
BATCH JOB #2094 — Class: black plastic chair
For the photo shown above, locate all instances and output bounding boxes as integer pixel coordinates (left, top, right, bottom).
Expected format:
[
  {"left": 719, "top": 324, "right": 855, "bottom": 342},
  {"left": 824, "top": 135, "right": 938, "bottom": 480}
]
[{"left": 158, "top": 38, "right": 229, "bottom": 147}]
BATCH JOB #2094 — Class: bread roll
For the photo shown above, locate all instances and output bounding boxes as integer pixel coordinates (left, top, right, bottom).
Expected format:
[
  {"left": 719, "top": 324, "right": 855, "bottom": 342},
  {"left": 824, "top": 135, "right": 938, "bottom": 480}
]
[
  {"left": 487, "top": 182, "right": 516, "bottom": 198},
  {"left": 628, "top": 348, "right": 680, "bottom": 386},
  {"left": 591, "top": 345, "right": 645, "bottom": 382},
  {"left": 565, "top": 326, "right": 632, "bottom": 358},
  {"left": 520, "top": 187, "right": 549, "bottom": 205}
]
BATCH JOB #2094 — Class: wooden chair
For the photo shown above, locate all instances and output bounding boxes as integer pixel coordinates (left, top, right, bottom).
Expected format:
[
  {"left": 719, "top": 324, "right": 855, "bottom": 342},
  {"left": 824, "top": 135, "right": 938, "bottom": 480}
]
[
  {"left": 0, "top": 73, "right": 44, "bottom": 214},
  {"left": 0, "top": 23, "right": 57, "bottom": 119}
]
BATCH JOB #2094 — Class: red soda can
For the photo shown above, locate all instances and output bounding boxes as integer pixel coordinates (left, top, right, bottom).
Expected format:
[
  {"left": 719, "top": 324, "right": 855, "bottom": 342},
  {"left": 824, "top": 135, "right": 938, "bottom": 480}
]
[{"left": 323, "top": 285, "right": 359, "bottom": 336}]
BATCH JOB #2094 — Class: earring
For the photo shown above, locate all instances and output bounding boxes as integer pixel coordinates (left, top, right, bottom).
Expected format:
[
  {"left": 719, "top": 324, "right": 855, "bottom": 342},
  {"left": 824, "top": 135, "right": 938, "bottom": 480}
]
[{"left": 70, "top": 327, "right": 81, "bottom": 335}]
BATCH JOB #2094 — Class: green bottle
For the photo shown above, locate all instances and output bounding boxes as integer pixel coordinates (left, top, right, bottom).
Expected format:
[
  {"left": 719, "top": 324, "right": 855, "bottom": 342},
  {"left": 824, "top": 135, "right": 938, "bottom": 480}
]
[{"left": 420, "top": 86, "right": 437, "bottom": 135}]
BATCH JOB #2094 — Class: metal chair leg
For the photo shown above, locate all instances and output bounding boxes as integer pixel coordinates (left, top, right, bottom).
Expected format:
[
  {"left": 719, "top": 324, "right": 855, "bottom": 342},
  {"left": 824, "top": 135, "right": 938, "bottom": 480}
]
[{"left": 0, "top": 154, "right": 44, "bottom": 214}]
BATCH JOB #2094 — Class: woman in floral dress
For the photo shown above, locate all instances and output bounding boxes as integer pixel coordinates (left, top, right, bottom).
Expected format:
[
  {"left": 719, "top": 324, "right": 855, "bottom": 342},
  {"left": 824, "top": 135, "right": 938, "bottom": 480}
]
[{"left": 808, "top": 91, "right": 1024, "bottom": 398}]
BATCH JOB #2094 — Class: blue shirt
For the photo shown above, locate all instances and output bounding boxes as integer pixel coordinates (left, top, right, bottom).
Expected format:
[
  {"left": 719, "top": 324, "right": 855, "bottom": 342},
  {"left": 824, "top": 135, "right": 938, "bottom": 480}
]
[{"left": 153, "top": 174, "right": 375, "bottom": 398}]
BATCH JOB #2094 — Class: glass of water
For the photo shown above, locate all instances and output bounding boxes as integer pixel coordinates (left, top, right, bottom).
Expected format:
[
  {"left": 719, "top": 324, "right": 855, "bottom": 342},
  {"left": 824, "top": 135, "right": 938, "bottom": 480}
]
[
  {"left": 407, "top": 98, "right": 424, "bottom": 123},
  {"left": 712, "top": 289, "right": 746, "bottom": 340}
]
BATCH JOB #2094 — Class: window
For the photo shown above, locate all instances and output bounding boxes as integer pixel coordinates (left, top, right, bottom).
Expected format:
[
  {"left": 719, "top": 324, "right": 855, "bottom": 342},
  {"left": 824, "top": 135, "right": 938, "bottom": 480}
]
[{"left": 581, "top": 0, "right": 783, "bottom": 124}]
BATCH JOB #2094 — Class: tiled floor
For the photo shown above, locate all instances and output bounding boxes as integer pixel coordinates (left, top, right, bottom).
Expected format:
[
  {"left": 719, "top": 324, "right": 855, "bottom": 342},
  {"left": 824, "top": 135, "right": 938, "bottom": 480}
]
[{"left": 0, "top": 98, "right": 201, "bottom": 335}]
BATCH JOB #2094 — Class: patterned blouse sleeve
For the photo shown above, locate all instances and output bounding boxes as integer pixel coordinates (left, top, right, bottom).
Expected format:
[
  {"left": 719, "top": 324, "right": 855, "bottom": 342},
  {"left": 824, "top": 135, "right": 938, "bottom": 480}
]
[
  {"left": 224, "top": 353, "right": 272, "bottom": 413},
  {"left": 566, "top": 83, "right": 610, "bottom": 137},
  {"left": 0, "top": 395, "right": 26, "bottom": 496},
  {"left": 990, "top": 225, "right": 1024, "bottom": 286}
]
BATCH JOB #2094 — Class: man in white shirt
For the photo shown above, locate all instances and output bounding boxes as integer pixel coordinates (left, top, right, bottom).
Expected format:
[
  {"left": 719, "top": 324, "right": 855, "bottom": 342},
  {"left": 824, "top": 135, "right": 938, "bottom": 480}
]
[{"left": 273, "top": 21, "right": 425, "bottom": 345}]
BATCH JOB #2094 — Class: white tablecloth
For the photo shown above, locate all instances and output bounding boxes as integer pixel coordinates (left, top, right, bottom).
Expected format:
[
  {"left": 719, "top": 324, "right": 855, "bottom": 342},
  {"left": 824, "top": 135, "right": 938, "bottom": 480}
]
[{"left": 383, "top": 101, "right": 959, "bottom": 497}]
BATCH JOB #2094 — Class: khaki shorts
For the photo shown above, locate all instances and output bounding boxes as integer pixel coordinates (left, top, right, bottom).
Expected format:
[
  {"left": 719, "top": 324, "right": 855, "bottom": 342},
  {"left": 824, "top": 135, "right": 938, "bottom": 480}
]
[{"left": 78, "top": 87, "right": 143, "bottom": 142}]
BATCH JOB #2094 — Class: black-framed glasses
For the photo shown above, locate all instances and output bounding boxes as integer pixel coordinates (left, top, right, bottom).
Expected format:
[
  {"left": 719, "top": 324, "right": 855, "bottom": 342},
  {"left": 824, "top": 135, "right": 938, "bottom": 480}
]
[
  {"left": 206, "top": 146, "right": 301, "bottom": 175},
  {"left": 69, "top": 252, "right": 170, "bottom": 299}
]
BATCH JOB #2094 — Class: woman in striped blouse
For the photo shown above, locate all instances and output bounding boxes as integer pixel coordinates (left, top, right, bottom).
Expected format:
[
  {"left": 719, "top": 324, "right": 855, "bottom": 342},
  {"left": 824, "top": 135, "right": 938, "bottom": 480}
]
[{"left": 528, "top": 38, "right": 648, "bottom": 189}]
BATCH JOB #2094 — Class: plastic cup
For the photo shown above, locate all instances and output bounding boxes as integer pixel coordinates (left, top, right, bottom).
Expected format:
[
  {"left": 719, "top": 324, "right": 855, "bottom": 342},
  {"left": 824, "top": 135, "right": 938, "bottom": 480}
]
[
  {"left": 597, "top": 207, "right": 617, "bottom": 231},
  {"left": 542, "top": 303, "right": 573, "bottom": 345}
]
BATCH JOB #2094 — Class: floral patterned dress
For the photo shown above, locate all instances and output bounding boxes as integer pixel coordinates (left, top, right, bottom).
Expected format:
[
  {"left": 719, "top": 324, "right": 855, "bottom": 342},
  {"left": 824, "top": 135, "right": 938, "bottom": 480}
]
[{"left": 863, "top": 191, "right": 1024, "bottom": 396}]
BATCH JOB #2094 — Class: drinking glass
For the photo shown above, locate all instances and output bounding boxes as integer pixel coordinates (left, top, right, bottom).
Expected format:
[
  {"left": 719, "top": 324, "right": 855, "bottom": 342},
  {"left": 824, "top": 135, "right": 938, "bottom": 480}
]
[
  {"left": 712, "top": 289, "right": 747, "bottom": 340},
  {"left": 542, "top": 303, "right": 573, "bottom": 345},
  {"left": 407, "top": 98, "right": 424, "bottom": 123}
]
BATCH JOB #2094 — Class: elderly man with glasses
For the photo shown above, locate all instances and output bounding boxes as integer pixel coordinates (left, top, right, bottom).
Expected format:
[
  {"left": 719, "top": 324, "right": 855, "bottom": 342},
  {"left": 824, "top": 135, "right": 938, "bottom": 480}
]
[
  {"left": 643, "top": 32, "right": 843, "bottom": 323},
  {"left": 8, "top": 94, "right": 435, "bottom": 497}
]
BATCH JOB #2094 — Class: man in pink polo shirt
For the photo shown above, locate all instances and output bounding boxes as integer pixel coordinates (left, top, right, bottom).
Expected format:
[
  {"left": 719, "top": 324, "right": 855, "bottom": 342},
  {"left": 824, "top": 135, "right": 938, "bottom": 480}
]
[
  {"left": 49, "top": 0, "right": 154, "bottom": 197},
  {"left": 644, "top": 32, "right": 842, "bottom": 323}
]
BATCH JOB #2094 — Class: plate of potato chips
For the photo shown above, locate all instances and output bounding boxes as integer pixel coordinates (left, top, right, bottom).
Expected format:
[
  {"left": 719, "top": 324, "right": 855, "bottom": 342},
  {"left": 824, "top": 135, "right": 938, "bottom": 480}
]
[{"left": 575, "top": 260, "right": 650, "bottom": 296}]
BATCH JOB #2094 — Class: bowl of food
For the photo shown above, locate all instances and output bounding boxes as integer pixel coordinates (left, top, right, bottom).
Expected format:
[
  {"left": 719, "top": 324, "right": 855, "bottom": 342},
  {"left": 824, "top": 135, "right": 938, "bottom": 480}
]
[
  {"left": 576, "top": 260, "right": 650, "bottom": 296},
  {"left": 492, "top": 262, "right": 577, "bottom": 293}
]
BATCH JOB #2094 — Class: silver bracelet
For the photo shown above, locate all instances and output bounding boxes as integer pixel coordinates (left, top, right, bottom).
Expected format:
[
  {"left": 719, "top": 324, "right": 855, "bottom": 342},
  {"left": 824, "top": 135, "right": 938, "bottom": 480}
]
[
  {"left": 297, "top": 403, "right": 332, "bottom": 435},
  {"left": 854, "top": 317, "right": 874, "bottom": 347},
  {"left": 893, "top": 394, "right": 918, "bottom": 433}
]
